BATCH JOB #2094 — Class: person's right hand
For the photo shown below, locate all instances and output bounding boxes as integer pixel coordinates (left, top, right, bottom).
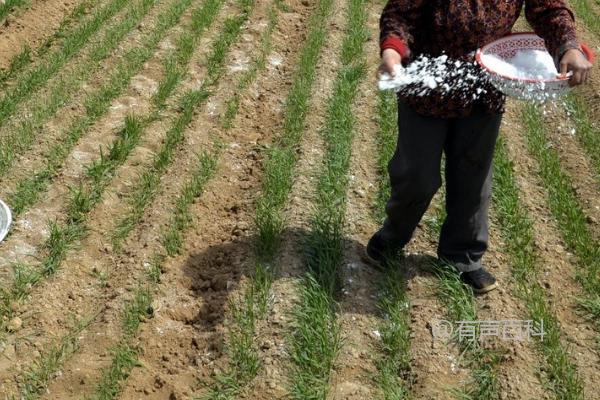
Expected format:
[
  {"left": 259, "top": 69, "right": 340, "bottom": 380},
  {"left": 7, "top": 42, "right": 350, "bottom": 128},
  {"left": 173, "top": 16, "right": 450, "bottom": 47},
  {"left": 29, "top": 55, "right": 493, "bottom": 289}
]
[{"left": 378, "top": 48, "right": 402, "bottom": 77}]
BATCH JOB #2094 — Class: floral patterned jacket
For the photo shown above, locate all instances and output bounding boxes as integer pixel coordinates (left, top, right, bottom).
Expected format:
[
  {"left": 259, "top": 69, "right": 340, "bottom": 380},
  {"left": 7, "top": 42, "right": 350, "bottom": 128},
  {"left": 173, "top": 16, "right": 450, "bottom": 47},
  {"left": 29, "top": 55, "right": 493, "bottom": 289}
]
[{"left": 380, "top": 0, "right": 580, "bottom": 117}]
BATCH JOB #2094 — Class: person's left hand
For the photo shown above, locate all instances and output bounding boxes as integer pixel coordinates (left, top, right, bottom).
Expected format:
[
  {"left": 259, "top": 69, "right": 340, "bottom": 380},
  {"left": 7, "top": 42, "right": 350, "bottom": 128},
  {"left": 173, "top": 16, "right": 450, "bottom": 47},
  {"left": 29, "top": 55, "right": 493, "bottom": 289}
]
[{"left": 559, "top": 48, "right": 592, "bottom": 86}]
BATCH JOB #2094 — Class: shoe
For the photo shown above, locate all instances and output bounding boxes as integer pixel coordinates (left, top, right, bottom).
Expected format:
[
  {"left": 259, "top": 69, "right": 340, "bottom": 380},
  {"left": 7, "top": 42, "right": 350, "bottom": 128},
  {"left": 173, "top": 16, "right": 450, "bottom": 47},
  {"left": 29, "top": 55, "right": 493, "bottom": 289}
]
[
  {"left": 460, "top": 267, "right": 498, "bottom": 294},
  {"left": 363, "top": 230, "right": 403, "bottom": 269}
]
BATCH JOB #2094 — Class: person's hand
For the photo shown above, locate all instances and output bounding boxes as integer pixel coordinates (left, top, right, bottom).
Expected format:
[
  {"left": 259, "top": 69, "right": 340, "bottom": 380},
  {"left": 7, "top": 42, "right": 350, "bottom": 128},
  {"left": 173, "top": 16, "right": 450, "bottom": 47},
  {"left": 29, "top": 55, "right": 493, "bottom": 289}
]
[
  {"left": 378, "top": 48, "right": 402, "bottom": 78},
  {"left": 559, "top": 48, "right": 592, "bottom": 86}
]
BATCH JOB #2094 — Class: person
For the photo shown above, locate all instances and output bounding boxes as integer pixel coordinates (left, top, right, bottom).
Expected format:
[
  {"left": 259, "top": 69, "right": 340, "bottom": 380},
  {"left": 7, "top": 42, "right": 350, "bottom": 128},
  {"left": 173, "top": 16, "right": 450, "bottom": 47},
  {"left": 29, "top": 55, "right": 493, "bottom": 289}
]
[{"left": 367, "top": 0, "right": 593, "bottom": 293}]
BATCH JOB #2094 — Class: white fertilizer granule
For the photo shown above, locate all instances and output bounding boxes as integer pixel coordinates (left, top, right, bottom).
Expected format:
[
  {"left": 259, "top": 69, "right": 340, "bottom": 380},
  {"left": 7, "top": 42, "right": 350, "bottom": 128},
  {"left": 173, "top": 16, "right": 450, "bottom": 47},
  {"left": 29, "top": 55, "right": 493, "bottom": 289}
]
[
  {"left": 378, "top": 50, "right": 567, "bottom": 103},
  {"left": 481, "top": 49, "right": 558, "bottom": 80},
  {"left": 378, "top": 54, "right": 488, "bottom": 100}
]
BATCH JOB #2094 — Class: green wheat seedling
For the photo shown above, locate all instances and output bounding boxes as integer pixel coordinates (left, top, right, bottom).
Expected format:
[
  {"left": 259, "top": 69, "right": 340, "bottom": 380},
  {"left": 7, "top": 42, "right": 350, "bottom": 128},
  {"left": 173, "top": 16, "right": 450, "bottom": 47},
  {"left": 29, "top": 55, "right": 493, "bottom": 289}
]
[
  {"left": 570, "top": 0, "right": 600, "bottom": 37},
  {"left": 89, "top": 289, "right": 152, "bottom": 400},
  {"left": 253, "top": 0, "right": 335, "bottom": 259},
  {"left": 0, "top": 0, "right": 28, "bottom": 23},
  {"left": 162, "top": 152, "right": 219, "bottom": 256},
  {"left": 111, "top": 0, "right": 255, "bottom": 250},
  {"left": 493, "top": 136, "right": 584, "bottom": 399},
  {"left": 289, "top": 0, "right": 368, "bottom": 396},
  {"left": 288, "top": 275, "right": 342, "bottom": 400},
  {"left": 90, "top": 149, "right": 218, "bottom": 400},
  {"left": 0, "top": 0, "right": 195, "bottom": 333},
  {"left": 0, "top": 0, "right": 97, "bottom": 87},
  {"left": 432, "top": 261, "right": 501, "bottom": 400},
  {"left": 372, "top": 88, "right": 412, "bottom": 400},
  {"left": 17, "top": 312, "right": 98, "bottom": 400},
  {"left": 203, "top": 276, "right": 267, "bottom": 400},
  {"left": 374, "top": 265, "right": 411, "bottom": 400},
  {"left": 0, "top": 0, "right": 131, "bottom": 131},
  {"left": 220, "top": 0, "right": 284, "bottom": 129},
  {"left": 564, "top": 93, "right": 600, "bottom": 185},
  {"left": 0, "top": 0, "right": 157, "bottom": 178},
  {"left": 196, "top": 0, "right": 290, "bottom": 395},
  {"left": 423, "top": 189, "right": 499, "bottom": 398},
  {"left": 521, "top": 104, "right": 600, "bottom": 311},
  {"left": 0, "top": 224, "right": 83, "bottom": 327},
  {"left": 0, "top": 46, "right": 32, "bottom": 87},
  {"left": 373, "top": 91, "right": 397, "bottom": 224},
  {"left": 7, "top": 0, "right": 194, "bottom": 217},
  {"left": 578, "top": 295, "right": 600, "bottom": 332}
]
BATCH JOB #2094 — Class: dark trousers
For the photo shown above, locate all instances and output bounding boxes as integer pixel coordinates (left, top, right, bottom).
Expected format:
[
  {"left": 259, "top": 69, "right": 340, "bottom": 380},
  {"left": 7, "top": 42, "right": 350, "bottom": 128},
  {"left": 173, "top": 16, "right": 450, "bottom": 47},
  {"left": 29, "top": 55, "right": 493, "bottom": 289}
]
[{"left": 380, "top": 101, "right": 502, "bottom": 272}]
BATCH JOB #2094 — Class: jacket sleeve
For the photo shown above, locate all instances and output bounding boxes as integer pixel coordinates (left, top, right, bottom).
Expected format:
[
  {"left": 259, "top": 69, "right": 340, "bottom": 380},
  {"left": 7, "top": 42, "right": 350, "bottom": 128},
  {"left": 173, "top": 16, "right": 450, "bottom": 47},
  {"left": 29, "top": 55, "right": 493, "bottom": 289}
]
[
  {"left": 379, "top": 0, "right": 425, "bottom": 58},
  {"left": 525, "top": 0, "right": 580, "bottom": 63}
]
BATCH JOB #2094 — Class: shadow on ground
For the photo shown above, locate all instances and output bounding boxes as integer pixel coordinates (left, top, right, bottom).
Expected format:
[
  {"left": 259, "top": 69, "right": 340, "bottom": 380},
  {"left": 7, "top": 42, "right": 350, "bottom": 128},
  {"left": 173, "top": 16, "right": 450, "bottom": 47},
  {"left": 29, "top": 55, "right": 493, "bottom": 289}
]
[{"left": 179, "top": 226, "right": 443, "bottom": 330}]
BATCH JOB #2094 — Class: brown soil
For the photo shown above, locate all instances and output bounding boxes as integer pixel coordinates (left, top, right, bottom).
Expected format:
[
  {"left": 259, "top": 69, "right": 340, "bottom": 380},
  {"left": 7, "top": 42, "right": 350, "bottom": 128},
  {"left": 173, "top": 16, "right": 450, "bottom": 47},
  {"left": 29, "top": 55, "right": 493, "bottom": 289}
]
[
  {"left": 0, "top": 0, "right": 163, "bottom": 198},
  {"left": 0, "top": 1, "right": 219, "bottom": 396},
  {"left": 116, "top": 0, "right": 317, "bottom": 397},
  {"left": 501, "top": 101, "right": 600, "bottom": 398},
  {"left": 542, "top": 103, "right": 600, "bottom": 238},
  {"left": 33, "top": 6, "right": 239, "bottom": 400},
  {"left": 329, "top": 23, "right": 382, "bottom": 400},
  {"left": 478, "top": 221, "right": 549, "bottom": 400},
  {"left": 0, "top": 1, "right": 598, "bottom": 399},
  {"left": 0, "top": 0, "right": 85, "bottom": 69}
]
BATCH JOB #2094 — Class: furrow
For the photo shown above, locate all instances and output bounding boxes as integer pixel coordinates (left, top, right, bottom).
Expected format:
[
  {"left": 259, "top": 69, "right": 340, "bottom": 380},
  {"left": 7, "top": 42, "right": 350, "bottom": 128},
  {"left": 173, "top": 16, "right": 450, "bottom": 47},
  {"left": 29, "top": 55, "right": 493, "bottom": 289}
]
[
  {"left": 285, "top": 0, "right": 370, "bottom": 397},
  {"left": 0, "top": 0, "right": 131, "bottom": 132},
  {"left": 0, "top": 0, "right": 196, "bottom": 338},
  {"left": 0, "top": 0, "right": 97, "bottom": 87},
  {"left": 0, "top": 0, "right": 160, "bottom": 185}
]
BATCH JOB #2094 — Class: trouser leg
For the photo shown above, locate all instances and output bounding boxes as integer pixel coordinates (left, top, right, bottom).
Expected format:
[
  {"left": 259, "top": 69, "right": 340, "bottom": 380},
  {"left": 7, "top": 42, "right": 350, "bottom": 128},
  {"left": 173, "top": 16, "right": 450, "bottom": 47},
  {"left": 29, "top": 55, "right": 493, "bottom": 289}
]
[
  {"left": 437, "top": 112, "right": 502, "bottom": 272},
  {"left": 380, "top": 102, "right": 449, "bottom": 248}
]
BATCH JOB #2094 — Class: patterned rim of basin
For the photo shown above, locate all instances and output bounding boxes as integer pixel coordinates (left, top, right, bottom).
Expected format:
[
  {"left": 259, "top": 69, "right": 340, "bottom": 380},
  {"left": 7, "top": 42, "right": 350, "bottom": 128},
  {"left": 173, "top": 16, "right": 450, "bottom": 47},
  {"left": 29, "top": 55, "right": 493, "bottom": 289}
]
[
  {"left": 475, "top": 32, "right": 594, "bottom": 101},
  {"left": 0, "top": 199, "right": 12, "bottom": 243}
]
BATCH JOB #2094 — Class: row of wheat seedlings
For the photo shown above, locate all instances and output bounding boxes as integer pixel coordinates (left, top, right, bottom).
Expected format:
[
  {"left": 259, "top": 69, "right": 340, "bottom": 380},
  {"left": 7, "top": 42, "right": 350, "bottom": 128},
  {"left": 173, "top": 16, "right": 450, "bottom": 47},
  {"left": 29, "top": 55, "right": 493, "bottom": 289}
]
[
  {"left": 372, "top": 91, "right": 412, "bottom": 399},
  {"left": 563, "top": 93, "right": 600, "bottom": 184},
  {"left": 88, "top": 149, "right": 219, "bottom": 399},
  {"left": 67, "top": 0, "right": 227, "bottom": 234},
  {"left": 14, "top": 312, "right": 100, "bottom": 400},
  {"left": 0, "top": 0, "right": 158, "bottom": 181},
  {"left": 219, "top": 0, "right": 281, "bottom": 130},
  {"left": 521, "top": 104, "right": 600, "bottom": 336},
  {"left": 14, "top": 149, "right": 218, "bottom": 400},
  {"left": 0, "top": 0, "right": 197, "bottom": 332},
  {"left": 109, "top": 0, "right": 256, "bottom": 251},
  {"left": 4, "top": 0, "right": 190, "bottom": 217},
  {"left": 54, "top": 2, "right": 260, "bottom": 395},
  {"left": 0, "top": 0, "right": 97, "bottom": 87},
  {"left": 202, "top": 2, "right": 283, "bottom": 397},
  {"left": 493, "top": 135, "right": 585, "bottom": 398},
  {"left": 201, "top": 0, "right": 337, "bottom": 396},
  {"left": 0, "top": 0, "right": 131, "bottom": 131},
  {"left": 423, "top": 188, "right": 501, "bottom": 398},
  {"left": 287, "top": 0, "right": 369, "bottom": 396}
]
